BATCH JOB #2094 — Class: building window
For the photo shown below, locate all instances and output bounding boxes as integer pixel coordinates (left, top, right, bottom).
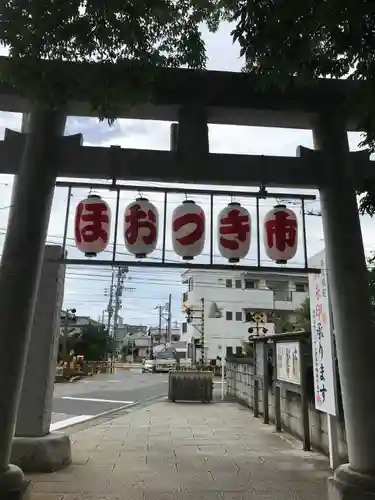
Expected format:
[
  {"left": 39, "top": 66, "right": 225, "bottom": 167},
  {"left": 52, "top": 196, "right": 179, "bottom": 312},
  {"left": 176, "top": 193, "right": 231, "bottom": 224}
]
[
  {"left": 295, "top": 283, "right": 306, "bottom": 292},
  {"left": 235, "top": 311, "right": 242, "bottom": 321},
  {"left": 226, "top": 311, "right": 233, "bottom": 321},
  {"left": 182, "top": 291, "right": 188, "bottom": 303},
  {"left": 244, "top": 279, "right": 255, "bottom": 289},
  {"left": 182, "top": 322, "right": 187, "bottom": 333},
  {"left": 235, "top": 279, "right": 242, "bottom": 289},
  {"left": 225, "top": 279, "right": 232, "bottom": 288}
]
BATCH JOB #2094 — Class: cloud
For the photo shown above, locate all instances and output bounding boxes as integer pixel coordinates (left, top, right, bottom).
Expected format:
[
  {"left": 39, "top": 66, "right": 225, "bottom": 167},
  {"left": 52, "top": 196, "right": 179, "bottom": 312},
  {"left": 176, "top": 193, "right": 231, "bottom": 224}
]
[{"left": 203, "top": 22, "right": 243, "bottom": 72}]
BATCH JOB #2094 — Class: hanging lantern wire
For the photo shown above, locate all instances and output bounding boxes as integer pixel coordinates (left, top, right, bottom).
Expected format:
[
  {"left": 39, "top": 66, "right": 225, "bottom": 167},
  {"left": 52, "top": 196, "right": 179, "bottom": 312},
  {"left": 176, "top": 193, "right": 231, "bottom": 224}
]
[{"left": 137, "top": 190, "right": 145, "bottom": 201}]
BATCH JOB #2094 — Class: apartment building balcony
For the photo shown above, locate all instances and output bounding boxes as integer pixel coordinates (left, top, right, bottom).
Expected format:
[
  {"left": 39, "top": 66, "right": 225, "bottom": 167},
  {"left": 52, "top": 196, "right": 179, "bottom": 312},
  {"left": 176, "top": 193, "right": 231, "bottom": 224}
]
[
  {"left": 183, "top": 288, "right": 307, "bottom": 312},
  {"left": 273, "top": 291, "right": 308, "bottom": 310}
]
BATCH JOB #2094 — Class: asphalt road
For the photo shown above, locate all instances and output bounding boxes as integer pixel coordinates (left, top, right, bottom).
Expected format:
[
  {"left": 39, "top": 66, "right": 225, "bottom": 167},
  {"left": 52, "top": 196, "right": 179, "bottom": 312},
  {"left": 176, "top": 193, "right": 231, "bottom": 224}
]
[{"left": 51, "top": 369, "right": 168, "bottom": 431}]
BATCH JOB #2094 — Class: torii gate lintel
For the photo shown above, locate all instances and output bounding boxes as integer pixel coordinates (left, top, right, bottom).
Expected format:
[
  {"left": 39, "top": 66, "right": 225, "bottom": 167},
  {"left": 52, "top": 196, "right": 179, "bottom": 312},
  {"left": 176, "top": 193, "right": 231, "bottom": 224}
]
[{"left": 0, "top": 127, "right": 373, "bottom": 189}]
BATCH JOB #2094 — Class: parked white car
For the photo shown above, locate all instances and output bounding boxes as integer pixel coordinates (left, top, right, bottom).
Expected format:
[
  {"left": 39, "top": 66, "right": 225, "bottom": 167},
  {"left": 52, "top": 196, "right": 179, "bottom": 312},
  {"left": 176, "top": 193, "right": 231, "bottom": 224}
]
[
  {"left": 142, "top": 358, "right": 176, "bottom": 373},
  {"left": 142, "top": 358, "right": 191, "bottom": 373}
]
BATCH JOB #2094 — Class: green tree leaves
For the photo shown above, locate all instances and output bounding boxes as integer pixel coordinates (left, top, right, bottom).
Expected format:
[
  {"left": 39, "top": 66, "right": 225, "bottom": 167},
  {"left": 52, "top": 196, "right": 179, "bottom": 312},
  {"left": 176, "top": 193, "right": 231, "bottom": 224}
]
[
  {"left": 294, "top": 296, "right": 311, "bottom": 332},
  {"left": 223, "top": 0, "right": 375, "bottom": 215},
  {"left": 0, "top": 0, "right": 225, "bottom": 118},
  {"left": 1, "top": 0, "right": 223, "bottom": 65},
  {"left": 67, "top": 323, "right": 115, "bottom": 361}
]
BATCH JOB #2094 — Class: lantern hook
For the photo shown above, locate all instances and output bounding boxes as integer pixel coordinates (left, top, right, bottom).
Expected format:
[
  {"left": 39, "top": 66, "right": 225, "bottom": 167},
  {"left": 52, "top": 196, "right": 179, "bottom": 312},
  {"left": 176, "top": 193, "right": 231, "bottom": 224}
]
[
  {"left": 109, "top": 145, "right": 121, "bottom": 191},
  {"left": 258, "top": 184, "right": 267, "bottom": 198},
  {"left": 110, "top": 173, "right": 117, "bottom": 190}
]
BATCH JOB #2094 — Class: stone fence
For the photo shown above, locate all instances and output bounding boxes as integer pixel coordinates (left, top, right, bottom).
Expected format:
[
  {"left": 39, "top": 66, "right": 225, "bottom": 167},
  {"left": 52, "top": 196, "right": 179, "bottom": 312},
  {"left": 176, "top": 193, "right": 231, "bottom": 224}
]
[{"left": 226, "top": 334, "right": 348, "bottom": 461}]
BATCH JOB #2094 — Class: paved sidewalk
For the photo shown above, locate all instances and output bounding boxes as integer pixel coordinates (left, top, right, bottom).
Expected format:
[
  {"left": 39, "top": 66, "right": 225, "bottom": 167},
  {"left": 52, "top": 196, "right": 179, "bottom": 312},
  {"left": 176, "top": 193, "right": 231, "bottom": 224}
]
[{"left": 28, "top": 401, "right": 331, "bottom": 500}]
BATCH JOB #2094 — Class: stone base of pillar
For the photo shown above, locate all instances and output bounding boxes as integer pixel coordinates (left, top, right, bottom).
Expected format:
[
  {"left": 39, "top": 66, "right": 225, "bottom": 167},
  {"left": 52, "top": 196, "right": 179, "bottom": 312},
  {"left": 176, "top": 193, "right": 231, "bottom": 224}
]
[
  {"left": 0, "top": 464, "right": 31, "bottom": 499},
  {"left": 10, "top": 433, "right": 71, "bottom": 473},
  {"left": 329, "top": 464, "right": 375, "bottom": 499}
]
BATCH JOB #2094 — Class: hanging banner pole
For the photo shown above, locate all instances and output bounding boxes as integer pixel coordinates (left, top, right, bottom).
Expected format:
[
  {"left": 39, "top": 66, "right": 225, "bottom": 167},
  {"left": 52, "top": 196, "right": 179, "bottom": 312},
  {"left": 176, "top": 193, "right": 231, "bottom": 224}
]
[
  {"left": 56, "top": 180, "right": 321, "bottom": 274},
  {"left": 309, "top": 249, "right": 340, "bottom": 469}
]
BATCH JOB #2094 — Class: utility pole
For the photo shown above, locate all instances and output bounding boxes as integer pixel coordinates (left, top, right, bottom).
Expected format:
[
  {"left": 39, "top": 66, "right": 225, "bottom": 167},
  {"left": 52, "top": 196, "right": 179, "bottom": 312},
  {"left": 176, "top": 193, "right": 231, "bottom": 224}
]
[
  {"left": 113, "top": 266, "right": 128, "bottom": 339},
  {"left": 167, "top": 293, "right": 172, "bottom": 343},
  {"left": 155, "top": 298, "right": 172, "bottom": 345},
  {"left": 105, "top": 268, "right": 115, "bottom": 336},
  {"left": 200, "top": 298, "right": 205, "bottom": 365},
  {"left": 158, "top": 305, "right": 162, "bottom": 340},
  {"left": 183, "top": 299, "right": 206, "bottom": 365}
]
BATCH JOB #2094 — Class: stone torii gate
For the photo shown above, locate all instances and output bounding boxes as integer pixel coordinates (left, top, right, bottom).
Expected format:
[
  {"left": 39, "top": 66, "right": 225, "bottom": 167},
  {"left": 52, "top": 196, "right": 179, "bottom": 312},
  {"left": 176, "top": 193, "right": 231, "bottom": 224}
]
[{"left": 0, "top": 59, "right": 374, "bottom": 499}]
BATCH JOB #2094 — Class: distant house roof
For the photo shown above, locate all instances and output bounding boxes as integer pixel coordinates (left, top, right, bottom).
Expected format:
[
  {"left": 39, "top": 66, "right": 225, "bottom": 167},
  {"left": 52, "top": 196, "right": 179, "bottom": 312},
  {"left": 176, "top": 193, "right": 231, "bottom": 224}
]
[{"left": 60, "top": 312, "right": 101, "bottom": 328}]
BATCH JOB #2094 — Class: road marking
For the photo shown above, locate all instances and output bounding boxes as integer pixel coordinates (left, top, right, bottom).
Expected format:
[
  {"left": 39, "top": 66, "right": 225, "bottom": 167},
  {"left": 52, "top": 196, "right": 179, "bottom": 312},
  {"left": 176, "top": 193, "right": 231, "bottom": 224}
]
[
  {"left": 50, "top": 402, "right": 139, "bottom": 431},
  {"left": 50, "top": 415, "right": 93, "bottom": 431},
  {"left": 61, "top": 396, "right": 135, "bottom": 404}
]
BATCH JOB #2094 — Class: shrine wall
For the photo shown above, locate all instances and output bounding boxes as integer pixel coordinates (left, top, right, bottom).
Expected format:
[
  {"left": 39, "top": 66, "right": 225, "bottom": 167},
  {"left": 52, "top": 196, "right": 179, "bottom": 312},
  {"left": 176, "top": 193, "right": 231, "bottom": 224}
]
[{"left": 226, "top": 358, "right": 348, "bottom": 461}]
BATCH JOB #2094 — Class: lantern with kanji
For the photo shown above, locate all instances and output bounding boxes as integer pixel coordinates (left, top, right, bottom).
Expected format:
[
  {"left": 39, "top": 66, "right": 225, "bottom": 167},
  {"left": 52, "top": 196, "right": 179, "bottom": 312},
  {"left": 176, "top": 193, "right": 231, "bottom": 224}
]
[
  {"left": 75, "top": 194, "right": 111, "bottom": 257},
  {"left": 263, "top": 204, "right": 298, "bottom": 264},
  {"left": 172, "top": 200, "right": 205, "bottom": 260},
  {"left": 124, "top": 197, "right": 159, "bottom": 258},
  {"left": 218, "top": 202, "right": 251, "bottom": 263}
]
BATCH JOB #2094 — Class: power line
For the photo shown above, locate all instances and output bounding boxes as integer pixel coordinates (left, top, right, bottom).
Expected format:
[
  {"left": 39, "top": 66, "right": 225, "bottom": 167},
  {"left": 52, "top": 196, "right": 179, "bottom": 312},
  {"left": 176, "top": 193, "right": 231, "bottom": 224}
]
[{"left": 64, "top": 272, "right": 309, "bottom": 292}]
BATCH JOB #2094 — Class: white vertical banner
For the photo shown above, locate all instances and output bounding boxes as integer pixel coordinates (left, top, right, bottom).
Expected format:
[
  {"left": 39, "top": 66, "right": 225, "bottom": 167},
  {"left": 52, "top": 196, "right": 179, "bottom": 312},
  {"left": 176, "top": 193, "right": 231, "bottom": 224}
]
[{"left": 308, "top": 251, "right": 337, "bottom": 416}]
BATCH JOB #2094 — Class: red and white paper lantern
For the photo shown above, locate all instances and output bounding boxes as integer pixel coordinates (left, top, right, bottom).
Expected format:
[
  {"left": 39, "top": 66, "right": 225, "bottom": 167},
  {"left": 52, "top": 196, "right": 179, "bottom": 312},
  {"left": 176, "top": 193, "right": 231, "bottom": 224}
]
[
  {"left": 75, "top": 194, "right": 111, "bottom": 257},
  {"left": 172, "top": 200, "right": 205, "bottom": 260},
  {"left": 218, "top": 202, "right": 251, "bottom": 263},
  {"left": 263, "top": 204, "right": 298, "bottom": 264},
  {"left": 124, "top": 197, "right": 159, "bottom": 258}
]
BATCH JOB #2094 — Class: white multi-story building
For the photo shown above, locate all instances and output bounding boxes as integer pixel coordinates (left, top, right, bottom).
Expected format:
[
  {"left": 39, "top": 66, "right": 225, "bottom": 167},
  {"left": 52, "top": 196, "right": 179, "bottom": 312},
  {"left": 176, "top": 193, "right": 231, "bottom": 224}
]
[{"left": 180, "top": 269, "right": 309, "bottom": 362}]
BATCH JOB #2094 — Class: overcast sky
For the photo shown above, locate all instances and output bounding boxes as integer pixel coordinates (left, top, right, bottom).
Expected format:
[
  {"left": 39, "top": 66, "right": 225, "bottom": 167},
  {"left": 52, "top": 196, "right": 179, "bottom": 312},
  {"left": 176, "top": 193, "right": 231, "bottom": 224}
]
[{"left": 0, "top": 22, "right": 373, "bottom": 329}]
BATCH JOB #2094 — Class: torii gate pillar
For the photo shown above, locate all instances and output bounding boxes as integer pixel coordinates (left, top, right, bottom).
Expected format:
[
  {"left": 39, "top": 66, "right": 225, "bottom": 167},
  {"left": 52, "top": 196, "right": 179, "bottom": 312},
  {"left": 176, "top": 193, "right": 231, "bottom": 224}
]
[
  {"left": 0, "top": 106, "right": 67, "bottom": 498},
  {"left": 312, "top": 112, "right": 375, "bottom": 499}
]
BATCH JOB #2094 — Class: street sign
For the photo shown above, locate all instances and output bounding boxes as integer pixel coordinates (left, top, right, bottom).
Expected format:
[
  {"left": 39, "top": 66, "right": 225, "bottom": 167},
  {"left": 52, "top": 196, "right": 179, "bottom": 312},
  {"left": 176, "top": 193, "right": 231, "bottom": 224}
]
[
  {"left": 245, "top": 311, "right": 267, "bottom": 323},
  {"left": 276, "top": 341, "right": 301, "bottom": 385}
]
